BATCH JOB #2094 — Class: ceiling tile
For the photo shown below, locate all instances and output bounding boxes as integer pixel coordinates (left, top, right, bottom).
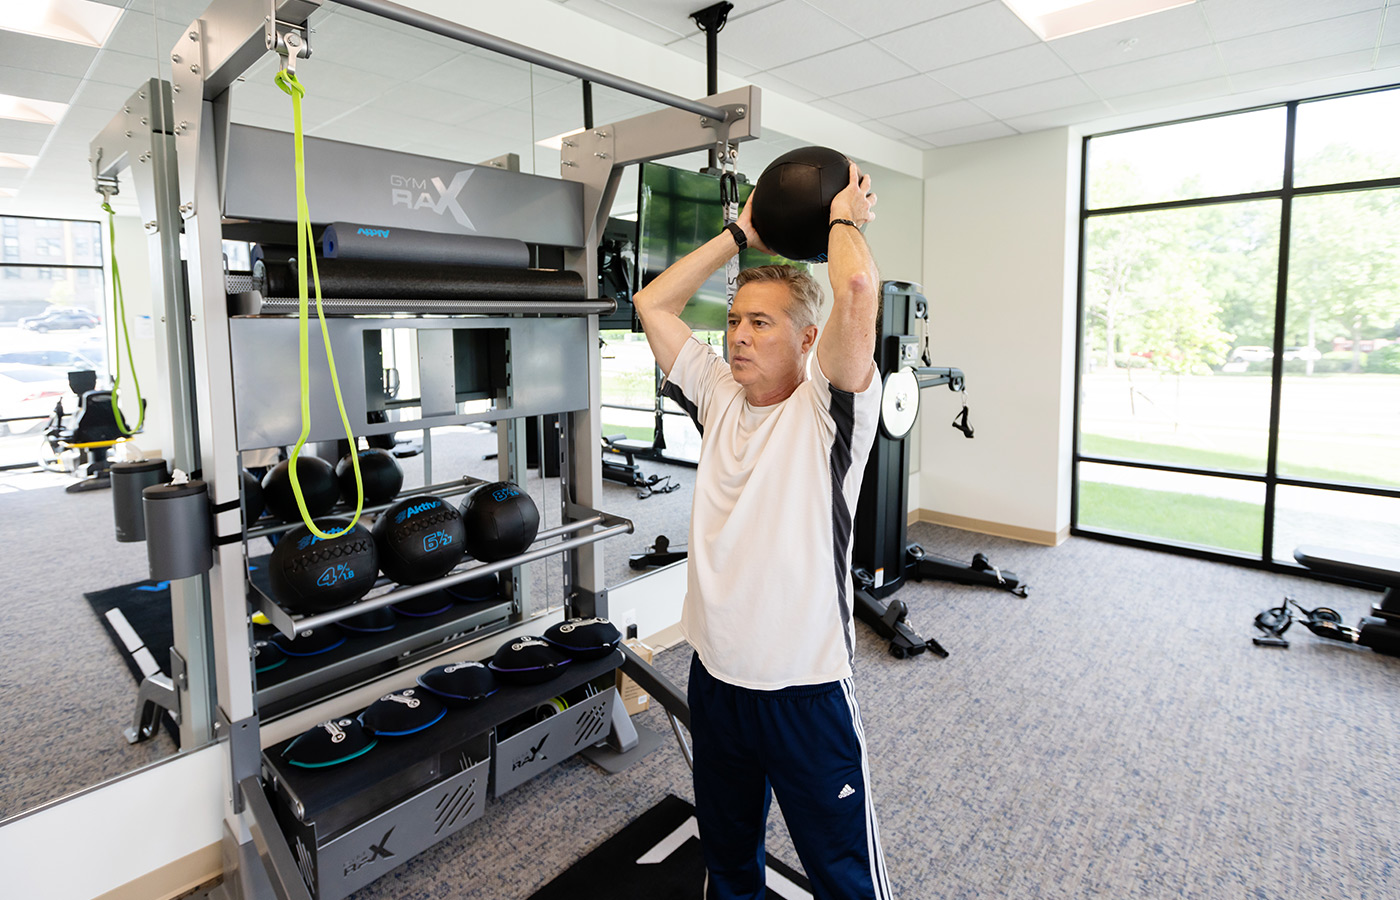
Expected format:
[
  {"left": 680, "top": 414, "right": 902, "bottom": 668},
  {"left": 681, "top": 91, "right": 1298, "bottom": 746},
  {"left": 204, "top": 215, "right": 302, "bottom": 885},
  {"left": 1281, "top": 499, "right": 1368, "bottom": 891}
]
[
  {"left": 362, "top": 84, "right": 498, "bottom": 126},
  {"left": 600, "top": 0, "right": 785, "bottom": 36},
  {"left": 882, "top": 100, "right": 992, "bottom": 135},
  {"left": 800, "top": 0, "right": 985, "bottom": 39},
  {"left": 767, "top": 40, "right": 916, "bottom": 97},
  {"left": 857, "top": 119, "right": 913, "bottom": 141},
  {"left": 0, "top": 169, "right": 26, "bottom": 190},
  {"left": 68, "top": 79, "right": 138, "bottom": 112},
  {"left": 414, "top": 55, "right": 535, "bottom": 105},
  {"left": 0, "top": 66, "right": 82, "bottom": 104},
  {"left": 1105, "top": 76, "right": 1233, "bottom": 114},
  {"left": 86, "top": 50, "right": 163, "bottom": 88},
  {"left": 1228, "top": 50, "right": 1377, "bottom": 94},
  {"left": 828, "top": 74, "right": 960, "bottom": 119},
  {"left": 0, "top": 33, "right": 100, "bottom": 78},
  {"left": 1217, "top": 10, "right": 1385, "bottom": 73},
  {"left": 929, "top": 43, "right": 1073, "bottom": 97},
  {"left": 972, "top": 75, "right": 1098, "bottom": 119},
  {"left": 1001, "top": 100, "right": 1114, "bottom": 133},
  {"left": 749, "top": 71, "right": 822, "bottom": 104},
  {"left": 923, "top": 120, "right": 1017, "bottom": 146},
  {"left": 701, "top": 0, "right": 862, "bottom": 70},
  {"left": 1079, "top": 45, "right": 1227, "bottom": 99},
  {"left": 666, "top": 34, "right": 763, "bottom": 78},
  {"left": 874, "top": 2, "right": 1039, "bottom": 72},
  {"left": 1385, "top": 10, "right": 1400, "bottom": 44},
  {"left": 905, "top": 136, "right": 935, "bottom": 150},
  {"left": 807, "top": 98, "right": 862, "bottom": 122},
  {"left": 565, "top": 0, "right": 690, "bottom": 44},
  {"left": 1048, "top": 2, "right": 1213, "bottom": 71},
  {"left": 1200, "top": 0, "right": 1383, "bottom": 42},
  {"left": 0, "top": 120, "right": 52, "bottom": 154},
  {"left": 307, "top": 16, "right": 463, "bottom": 81},
  {"left": 101, "top": 12, "right": 184, "bottom": 59}
]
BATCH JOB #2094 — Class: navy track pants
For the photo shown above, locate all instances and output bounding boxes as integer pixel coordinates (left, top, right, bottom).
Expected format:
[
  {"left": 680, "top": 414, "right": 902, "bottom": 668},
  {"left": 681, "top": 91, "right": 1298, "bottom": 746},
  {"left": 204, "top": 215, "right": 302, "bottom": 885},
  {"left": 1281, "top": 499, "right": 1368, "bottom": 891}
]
[{"left": 688, "top": 653, "right": 892, "bottom": 900}]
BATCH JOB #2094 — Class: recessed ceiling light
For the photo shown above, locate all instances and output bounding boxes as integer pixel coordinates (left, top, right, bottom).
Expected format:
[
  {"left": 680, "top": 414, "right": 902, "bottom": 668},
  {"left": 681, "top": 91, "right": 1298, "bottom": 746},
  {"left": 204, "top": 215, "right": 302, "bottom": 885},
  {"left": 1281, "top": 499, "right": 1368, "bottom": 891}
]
[
  {"left": 0, "top": 0, "right": 123, "bottom": 48},
  {"left": 0, "top": 153, "right": 39, "bottom": 168},
  {"left": 0, "top": 94, "right": 69, "bottom": 125},
  {"left": 535, "top": 127, "right": 586, "bottom": 151},
  {"left": 1003, "top": 0, "right": 1196, "bottom": 41}
]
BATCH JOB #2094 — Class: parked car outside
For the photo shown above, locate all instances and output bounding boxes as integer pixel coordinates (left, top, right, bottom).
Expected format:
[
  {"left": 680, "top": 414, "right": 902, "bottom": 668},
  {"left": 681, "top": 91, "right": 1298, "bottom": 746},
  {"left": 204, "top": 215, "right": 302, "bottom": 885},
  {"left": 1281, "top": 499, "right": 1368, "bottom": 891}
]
[
  {"left": 1282, "top": 346, "right": 1322, "bottom": 361},
  {"left": 17, "top": 308, "right": 100, "bottom": 332},
  {"left": 0, "top": 349, "right": 100, "bottom": 369},
  {"left": 1229, "top": 345, "right": 1273, "bottom": 362}
]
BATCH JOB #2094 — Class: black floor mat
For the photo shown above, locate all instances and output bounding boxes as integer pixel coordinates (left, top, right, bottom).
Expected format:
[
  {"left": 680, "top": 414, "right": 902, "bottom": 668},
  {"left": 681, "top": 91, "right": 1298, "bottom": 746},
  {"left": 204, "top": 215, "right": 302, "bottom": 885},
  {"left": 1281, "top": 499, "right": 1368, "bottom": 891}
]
[
  {"left": 528, "top": 794, "right": 813, "bottom": 900},
  {"left": 83, "top": 578, "right": 177, "bottom": 743}
]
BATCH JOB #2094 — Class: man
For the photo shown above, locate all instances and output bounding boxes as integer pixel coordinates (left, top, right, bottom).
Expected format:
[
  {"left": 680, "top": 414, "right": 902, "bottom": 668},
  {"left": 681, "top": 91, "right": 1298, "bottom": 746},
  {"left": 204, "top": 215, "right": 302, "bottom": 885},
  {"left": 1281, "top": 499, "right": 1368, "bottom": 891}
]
[{"left": 633, "top": 162, "right": 890, "bottom": 900}]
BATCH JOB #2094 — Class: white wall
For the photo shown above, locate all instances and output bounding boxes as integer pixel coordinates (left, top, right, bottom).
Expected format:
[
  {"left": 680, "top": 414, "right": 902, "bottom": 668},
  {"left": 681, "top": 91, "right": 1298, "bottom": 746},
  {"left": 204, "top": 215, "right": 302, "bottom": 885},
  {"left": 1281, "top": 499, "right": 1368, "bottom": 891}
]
[
  {"left": 108, "top": 214, "right": 174, "bottom": 462},
  {"left": 918, "top": 129, "right": 1081, "bottom": 542}
]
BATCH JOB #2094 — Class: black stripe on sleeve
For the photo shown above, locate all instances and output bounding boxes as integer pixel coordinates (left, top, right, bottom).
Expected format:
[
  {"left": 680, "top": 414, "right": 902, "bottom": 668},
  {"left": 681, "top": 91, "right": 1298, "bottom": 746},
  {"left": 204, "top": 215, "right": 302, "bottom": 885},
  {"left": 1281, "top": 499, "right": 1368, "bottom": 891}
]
[
  {"left": 828, "top": 386, "right": 857, "bottom": 665},
  {"left": 661, "top": 380, "right": 704, "bottom": 437}
]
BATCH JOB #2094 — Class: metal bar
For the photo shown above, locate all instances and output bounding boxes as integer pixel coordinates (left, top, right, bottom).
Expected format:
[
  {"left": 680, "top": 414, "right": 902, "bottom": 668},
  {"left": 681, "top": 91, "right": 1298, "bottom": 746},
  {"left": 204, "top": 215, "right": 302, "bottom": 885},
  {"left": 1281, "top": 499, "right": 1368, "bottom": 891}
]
[
  {"left": 255, "top": 517, "right": 629, "bottom": 636},
  {"left": 1071, "top": 132, "right": 1091, "bottom": 537},
  {"left": 334, "top": 0, "right": 728, "bottom": 121},
  {"left": 244, "top": 475, "right": 490, "bottom": 539},
  {"left": 1076, "top": 454, "right": 1269, "bottom": 482},
  {"left": 619, "top": 642, "right": 689, "bottom": 730},
  {"left": 238, "top": 775, "right": 314, "bottom": 900},
  {"left": 236, "top": 295, "right": 617, "bottom": 317},
  {"left": 1087, "top": 188, "right": 1283, "bottom": 218},
  {"left": 0, "top": 261, "right": 104, "bottom": 270},
  {"left": 1262, "top": 101, "right": 1298, "bottom": 566}
]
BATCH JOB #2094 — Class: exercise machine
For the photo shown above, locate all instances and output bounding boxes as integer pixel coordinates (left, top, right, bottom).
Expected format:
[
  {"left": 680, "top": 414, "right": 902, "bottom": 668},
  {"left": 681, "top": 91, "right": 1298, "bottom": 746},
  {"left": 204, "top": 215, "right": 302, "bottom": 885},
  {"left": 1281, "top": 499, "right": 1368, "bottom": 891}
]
[
  {"left": 851, "top": 281, "right": 1028, "bottom": 660},
  {"left": 602, "top": 433, "right": 679, "bottom": 498},
  {"left": 1252, "top": 545, "right": 1400, "bottom": 656}
]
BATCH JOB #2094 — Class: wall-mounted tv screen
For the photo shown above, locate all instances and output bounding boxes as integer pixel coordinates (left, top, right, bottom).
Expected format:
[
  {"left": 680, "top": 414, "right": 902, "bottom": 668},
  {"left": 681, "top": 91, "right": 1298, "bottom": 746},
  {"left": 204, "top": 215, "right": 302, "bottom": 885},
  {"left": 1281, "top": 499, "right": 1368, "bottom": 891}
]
[{"left": 636, "top": 162, "right": 796, "bottom": 332}]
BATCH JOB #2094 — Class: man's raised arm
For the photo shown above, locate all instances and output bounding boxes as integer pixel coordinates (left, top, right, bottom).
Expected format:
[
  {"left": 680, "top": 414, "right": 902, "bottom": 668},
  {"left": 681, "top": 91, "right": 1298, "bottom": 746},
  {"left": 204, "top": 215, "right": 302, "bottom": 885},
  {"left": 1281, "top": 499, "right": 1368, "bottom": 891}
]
[
  {"left": 816, "top": 164, "right": 880, "bottom": 393},
  {"left": 634, "top": 223, "right": 743, "bottom": 378}
]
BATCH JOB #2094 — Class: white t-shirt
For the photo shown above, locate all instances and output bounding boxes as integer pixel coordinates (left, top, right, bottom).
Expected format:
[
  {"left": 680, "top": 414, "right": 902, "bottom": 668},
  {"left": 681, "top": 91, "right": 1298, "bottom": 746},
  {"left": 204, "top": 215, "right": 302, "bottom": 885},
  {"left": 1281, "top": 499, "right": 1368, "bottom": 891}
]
[{"left": 662, "top": 336, "right": 881, "bottom": 690}]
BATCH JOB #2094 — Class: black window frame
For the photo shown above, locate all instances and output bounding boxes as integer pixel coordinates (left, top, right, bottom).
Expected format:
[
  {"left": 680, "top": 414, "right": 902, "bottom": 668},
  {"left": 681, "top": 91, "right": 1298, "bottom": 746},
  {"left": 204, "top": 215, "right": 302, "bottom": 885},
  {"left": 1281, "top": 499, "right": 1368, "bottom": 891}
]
[{"left": 1072, "top": 82, "right": 1400, "bottom": 575}]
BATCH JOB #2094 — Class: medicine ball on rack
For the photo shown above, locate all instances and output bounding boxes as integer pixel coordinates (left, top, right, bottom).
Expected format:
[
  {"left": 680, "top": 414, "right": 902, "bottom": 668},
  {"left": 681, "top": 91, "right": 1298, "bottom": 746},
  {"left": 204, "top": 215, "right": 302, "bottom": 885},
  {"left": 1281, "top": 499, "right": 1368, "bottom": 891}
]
[
  {"left": 489, "top": 636, "right": 569, "bottom": 684},
  {"left": 390, "top": 590, "right": 455, "bottom": 617},
  {"left": 373, "top": 495, "right": 466, "bottom": 584},
  {"left": 241, "top": 469, "right": 266, "bottom": 524},
  {"left": 749, "top": 145, "right": 854, "bottom": 262},
  {"left": 253, "top": 639, "right": 285, "bottom": 673},
  {"left": 261, "top": 455, "right": 340, "bottom": 522},
  {"left": 418, "top": 660, "right": 497, "bottom": 705},
  {"left": 271, "top": 626, "right": 346, "bottom": 657},
  {"left": 445, "top": 569, "right": 500, "bottom": 603},
  {"left": 459, "top": 481, "right": 540, "bottom": 562},
  {"left": 543, "top": 617, "right": 621, "bottom": 660},
  {"left": 267, "top": 518, "right": 379, "bottom": 614},
  {"left": 336, "top": 448, "right": 403, "bottom": 506},
  {"left": 337, "top": 604, "right": 397, "bottom": 633},
  {"left": 283, "top": 717, "right": 376, "bottom": 769},
  {"left": 358, "top": 688, "right": 446, "bottom": 737}
]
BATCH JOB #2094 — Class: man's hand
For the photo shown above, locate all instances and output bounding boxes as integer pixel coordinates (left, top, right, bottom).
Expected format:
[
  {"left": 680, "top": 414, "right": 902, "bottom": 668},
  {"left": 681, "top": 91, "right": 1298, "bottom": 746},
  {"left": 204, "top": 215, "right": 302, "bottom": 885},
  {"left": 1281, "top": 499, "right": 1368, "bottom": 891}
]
[
  {"left": 830, "top": 163, "right": 877, "bottom": 228},
  {"left": 737, "top": 190, "right": 774, "bottom": 255}
]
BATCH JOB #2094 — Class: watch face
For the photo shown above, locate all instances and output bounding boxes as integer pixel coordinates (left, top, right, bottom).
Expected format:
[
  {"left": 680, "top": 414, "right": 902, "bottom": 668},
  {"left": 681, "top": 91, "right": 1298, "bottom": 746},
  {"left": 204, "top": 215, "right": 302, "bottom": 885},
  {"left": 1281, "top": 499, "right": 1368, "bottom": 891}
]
[{"left": 880, "top": 367, "right": 920, "bottom": 440}]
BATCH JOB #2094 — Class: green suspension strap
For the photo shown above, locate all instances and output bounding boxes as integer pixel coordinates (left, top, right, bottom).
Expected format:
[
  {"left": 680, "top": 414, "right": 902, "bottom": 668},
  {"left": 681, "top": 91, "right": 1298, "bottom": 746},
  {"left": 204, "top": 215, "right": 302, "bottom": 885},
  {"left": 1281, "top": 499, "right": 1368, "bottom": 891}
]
[
  {"left": 274, "top": 66, "right": 364, "bottom": 539},
  {"left": 102, "top": 200, "right": 144, "bottom": 435}
]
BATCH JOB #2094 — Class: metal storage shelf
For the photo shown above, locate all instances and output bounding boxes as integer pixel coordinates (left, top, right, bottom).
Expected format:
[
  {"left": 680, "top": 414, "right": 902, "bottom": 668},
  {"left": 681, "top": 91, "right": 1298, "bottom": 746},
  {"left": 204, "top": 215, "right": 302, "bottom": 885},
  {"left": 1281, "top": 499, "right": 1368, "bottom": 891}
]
[{"left": 248, "top": 502, "right": 633, "bottom": 639}]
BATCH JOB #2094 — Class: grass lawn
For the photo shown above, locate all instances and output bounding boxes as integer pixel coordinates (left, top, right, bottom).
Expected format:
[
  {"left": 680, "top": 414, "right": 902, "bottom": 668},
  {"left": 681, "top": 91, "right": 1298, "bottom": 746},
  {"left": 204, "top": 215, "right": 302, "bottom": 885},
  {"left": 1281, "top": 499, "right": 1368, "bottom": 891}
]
[
  {"left": 1078, "top": 481, "right": 1262, "bottom": 553},
  {"left": 601, "top": 423, "right": 654, "bottom": 442},
  {"left": 1080, "top": 433, "right": 1400, "bottom": 488}
]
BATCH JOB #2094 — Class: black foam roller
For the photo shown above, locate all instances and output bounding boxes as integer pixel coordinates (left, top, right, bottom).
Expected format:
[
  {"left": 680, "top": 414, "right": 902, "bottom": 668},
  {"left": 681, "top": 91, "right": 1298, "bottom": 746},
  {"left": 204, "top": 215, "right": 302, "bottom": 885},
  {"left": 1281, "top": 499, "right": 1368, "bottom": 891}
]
[
  {"left": 322, "top": 222, "right": 530, "bottom": 269},
  {"left": 260, "top": 258, "right": 585, "bottom": 302}
]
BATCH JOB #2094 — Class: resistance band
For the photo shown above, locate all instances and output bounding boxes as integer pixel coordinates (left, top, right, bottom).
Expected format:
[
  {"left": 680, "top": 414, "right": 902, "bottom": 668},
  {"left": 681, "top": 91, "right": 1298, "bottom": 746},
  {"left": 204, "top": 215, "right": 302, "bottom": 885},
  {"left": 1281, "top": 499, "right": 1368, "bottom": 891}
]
[
  {"left": 103, "top": 200, "right": 144, "bottom": 435},
  {"left": 275, "top": 66, "right": 364, "bottom": 539}
]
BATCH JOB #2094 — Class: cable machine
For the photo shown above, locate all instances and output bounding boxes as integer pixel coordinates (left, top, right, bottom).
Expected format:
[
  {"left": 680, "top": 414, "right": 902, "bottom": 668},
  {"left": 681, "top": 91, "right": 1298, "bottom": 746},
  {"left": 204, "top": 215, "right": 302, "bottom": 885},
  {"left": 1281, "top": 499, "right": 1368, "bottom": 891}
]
[{"left": 90, "top": 1, "right": 761, "bottom": 896}]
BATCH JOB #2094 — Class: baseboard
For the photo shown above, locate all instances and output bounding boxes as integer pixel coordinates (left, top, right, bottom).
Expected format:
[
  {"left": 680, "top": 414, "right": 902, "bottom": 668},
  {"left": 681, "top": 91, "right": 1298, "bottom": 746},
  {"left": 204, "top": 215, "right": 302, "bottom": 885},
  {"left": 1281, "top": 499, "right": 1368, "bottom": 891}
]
[
  {"left": 911, "top": 509, "right": 1068, "bottom": 547},
  {"left": 94, "top": 841, "right": 221, "bottom": 900}
]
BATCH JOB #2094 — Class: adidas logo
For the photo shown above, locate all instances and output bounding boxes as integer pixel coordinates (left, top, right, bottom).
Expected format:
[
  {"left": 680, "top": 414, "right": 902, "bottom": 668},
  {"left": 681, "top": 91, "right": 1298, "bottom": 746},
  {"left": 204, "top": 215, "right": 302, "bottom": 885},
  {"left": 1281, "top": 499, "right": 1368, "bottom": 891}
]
[{"left": 838, "top": 784, "right": 855, "bottom": 800}]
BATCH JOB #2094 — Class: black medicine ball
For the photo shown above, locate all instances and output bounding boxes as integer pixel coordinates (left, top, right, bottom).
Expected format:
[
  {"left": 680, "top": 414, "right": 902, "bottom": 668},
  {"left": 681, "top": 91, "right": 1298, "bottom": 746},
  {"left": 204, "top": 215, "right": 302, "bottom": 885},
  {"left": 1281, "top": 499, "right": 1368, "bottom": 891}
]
[
  {"left": 242, "top": 469, "right": 266, "bottom": 523},
  {"left": 489, "top": 636, "right": 570, "bottom": 684},
  {"left": 253, "top": 639, "right": 285, "bottom": 673},
  {"left": 373, "top": 495, "right": 467, "bottom": 585},
  {"left": 337, "top": 604, "right": 397, "bottom": 633},
  {"left": 391, "top": 590, "right": 455, "bottom": 617},
  {"left": 336, "top": 448, "right": 403, "bottom": 506},
  {"left": 283, "top": 717, "right": 377, "bottom": 769},
  {"left": 446, "top": 570, "right": 500, "bottom": 603},
  {"left": 262, "top": 455, "right": 340, "bottom": 522},
  {"left": 459, "top": 481, "right": 540, "bottom": 562},
  {"left": 418, "top": 660, "right": 497, "bottom": 704},
  {"left": 359, "top": 688, "right": 446, "bottom": 736},
  {"left": 749, "top": 145, "right": 854, "bottom": 262},
  {"left": 543, "top": 617, "right": 622, "bottom": 660},
  {"left": 268, "top": 519, "right": 380, "bottom": 614}
]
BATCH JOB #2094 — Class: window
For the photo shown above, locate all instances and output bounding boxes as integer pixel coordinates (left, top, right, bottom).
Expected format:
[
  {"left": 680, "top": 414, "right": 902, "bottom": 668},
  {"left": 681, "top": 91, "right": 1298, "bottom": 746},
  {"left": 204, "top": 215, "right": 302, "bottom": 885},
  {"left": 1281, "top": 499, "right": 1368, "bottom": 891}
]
[{"left": 1076, "top": 87, "right": 1400, "bottom": 568}]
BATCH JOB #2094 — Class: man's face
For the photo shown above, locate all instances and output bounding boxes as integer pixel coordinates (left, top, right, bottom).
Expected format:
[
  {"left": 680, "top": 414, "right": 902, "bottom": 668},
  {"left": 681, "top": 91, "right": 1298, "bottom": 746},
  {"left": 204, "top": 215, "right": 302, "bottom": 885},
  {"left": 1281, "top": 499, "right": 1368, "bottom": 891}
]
[{"left": 726, "top": 281, "right": 814, "bottom": 397}]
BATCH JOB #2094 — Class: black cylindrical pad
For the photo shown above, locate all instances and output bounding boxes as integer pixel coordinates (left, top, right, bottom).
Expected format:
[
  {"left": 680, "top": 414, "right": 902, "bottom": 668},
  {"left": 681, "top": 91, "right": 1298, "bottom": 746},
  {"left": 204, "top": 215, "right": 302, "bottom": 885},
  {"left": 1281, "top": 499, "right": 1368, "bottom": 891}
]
[
  {"left": 260, "top": 258, "right": 585, "bottom": 302},
  {"left": 322, "top": 222, "right": 530, "bottom": 269}
]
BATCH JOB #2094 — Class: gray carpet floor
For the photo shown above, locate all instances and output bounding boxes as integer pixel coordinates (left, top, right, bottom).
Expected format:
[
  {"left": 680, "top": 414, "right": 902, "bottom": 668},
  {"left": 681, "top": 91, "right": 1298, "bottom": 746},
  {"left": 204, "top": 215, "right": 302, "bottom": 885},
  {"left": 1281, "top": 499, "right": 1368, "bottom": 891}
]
[{"left": 4, "top": 445, "right": 1398, "bottom": 899}]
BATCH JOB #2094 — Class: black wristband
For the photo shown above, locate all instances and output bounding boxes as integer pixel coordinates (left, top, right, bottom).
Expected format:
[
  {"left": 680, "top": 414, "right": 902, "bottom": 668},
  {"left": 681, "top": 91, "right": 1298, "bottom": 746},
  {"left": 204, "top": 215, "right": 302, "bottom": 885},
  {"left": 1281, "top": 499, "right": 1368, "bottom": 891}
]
[
  {"left": 829, "top": 218, "right": 858, "bottom": 230},
  {"left": 724, "top": 222, "right": 747, "bottom": 252}
]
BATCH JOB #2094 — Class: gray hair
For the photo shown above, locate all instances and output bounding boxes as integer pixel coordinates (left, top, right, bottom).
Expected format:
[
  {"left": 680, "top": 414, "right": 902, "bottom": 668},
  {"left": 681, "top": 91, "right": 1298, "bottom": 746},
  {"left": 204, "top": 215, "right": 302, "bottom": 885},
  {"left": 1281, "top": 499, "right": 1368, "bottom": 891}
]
[{"left": 736, "top": 265, "right": 823, "bottom": 331}]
